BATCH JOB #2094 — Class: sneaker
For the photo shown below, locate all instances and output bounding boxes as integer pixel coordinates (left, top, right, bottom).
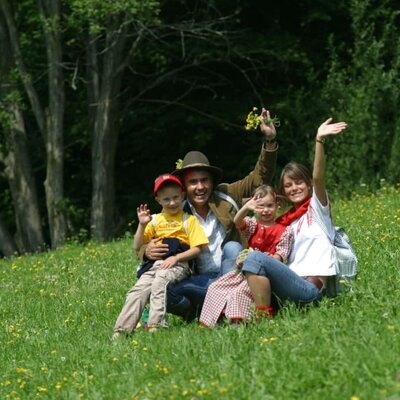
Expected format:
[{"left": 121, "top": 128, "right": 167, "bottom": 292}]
[{"left": 111, "top": 331, "right": 122, "bottom": 341}]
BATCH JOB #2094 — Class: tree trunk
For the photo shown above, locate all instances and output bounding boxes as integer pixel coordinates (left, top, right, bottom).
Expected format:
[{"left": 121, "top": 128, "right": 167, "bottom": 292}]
[
  {"left": 0, "top": 3, "right": 45, "bottom": 254},
  {"left": 89, "top": 22, "right": 127, "bottom": 241},
  {"left": 4, "top": 105, "right": 46, "bottom": 252},
  {"left": 388, "top": 120, "right": 400, "bottom": 183},
  {"left": 2, "top": 0, "right": 66, "bottom": 249},
  {"left": 0, "top": 214, "right": 17, "bottom": 257},
  {"left": 38, "top": 0, "right": 66, "bottom": 247}
]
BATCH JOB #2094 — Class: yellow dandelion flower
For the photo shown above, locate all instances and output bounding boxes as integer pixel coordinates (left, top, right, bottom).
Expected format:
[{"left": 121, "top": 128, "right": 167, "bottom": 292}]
[
  {"left": 175, "top": 159, "right": 183, "bottom": 170},
  {"left": 387, "top": 325, "right": 395, "bottom": 330}
]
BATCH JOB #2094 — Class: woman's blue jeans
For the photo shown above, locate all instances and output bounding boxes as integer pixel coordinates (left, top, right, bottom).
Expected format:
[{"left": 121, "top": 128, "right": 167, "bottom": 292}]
[
  {"left": 166, "top": 241, "right": 242, "bottom": 319},
  {"left": 241, "top": 251, "right": 322, "bottom": 306}
]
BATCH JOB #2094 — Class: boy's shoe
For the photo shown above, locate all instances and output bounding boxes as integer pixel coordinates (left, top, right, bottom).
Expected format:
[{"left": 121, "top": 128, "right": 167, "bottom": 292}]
[
  {"left": 111, "top": 331, "right": 123, "bottom": 341},
  {"left": 147, "top": 326, "right": 159, "bottom": 334}
]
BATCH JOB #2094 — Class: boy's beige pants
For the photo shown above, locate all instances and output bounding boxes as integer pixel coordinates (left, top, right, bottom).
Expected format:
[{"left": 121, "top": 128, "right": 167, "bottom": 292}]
[{"left": 113, "top": 260, "right": 190, "bottom": 332}]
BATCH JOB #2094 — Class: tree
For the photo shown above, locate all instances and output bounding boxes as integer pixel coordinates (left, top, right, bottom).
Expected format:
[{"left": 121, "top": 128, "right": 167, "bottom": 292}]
[
  {"left": 67, "top": 0, "right": 161, "bottom": 241},
  {"left": 322, "top": 0, "right": 400, "bottom": 192},
  {"left": 1, "top": 0, "right": 67, "bottom": 249},
  {"left": 0, "top": 4, "right": 45, "bottom": 254},
  {"left": 0, "top": 213, "right": 17, "bottom": 257},
  {"left": 68, "top": 0, "right": 250, "bottom": 240}
]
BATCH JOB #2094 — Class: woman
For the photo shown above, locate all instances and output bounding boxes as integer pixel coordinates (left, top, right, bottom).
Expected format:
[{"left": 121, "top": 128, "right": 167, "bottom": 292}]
[{"left": 242, "top": 117, "right": 348, "bottom": 310}]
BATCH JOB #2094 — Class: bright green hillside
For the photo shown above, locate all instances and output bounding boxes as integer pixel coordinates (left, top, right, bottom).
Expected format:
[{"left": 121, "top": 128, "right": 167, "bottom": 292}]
[{"left": 1, "top": 186, "right": 399, "bottom": 400}]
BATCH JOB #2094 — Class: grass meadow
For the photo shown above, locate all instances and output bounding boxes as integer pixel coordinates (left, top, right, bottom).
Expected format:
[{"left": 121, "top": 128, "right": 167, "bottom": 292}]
[{"left": 1, "top": 185, "right": 400, "bottom": 400}]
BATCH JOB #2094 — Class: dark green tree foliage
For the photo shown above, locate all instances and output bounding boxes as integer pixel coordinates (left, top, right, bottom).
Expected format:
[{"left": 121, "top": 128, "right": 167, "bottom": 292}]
[
  {"left": 1, "top": 0, "right": 400, "bottom": 256},
  {"left": 116, "top": 0, "right": 355, "bottom": 217},
  {"left": 323, "top": 0, "right": 400, "bottom": 193}
]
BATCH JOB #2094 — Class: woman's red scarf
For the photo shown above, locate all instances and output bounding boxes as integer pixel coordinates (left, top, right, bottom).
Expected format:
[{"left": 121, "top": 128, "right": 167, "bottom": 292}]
[{"left": 276, "top": 196, "right": 311, "bottom": 226}]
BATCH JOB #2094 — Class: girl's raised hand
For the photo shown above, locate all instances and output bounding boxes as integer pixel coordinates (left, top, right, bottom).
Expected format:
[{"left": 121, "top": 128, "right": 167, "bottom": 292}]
[
  {"left": 136, "top": 204, "right": 151, "bottom": 225},
  {"left": 246, "top": 196, "right": 266, "bottom": 213},
  {"left": 316, "top": 118, "right": 347, "bottom": 141}
]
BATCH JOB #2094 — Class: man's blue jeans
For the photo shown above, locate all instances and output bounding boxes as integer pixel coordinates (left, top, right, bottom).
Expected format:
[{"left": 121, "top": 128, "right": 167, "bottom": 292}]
[{"left": 166, "top": 241, "right": 242, "bottom": 319}]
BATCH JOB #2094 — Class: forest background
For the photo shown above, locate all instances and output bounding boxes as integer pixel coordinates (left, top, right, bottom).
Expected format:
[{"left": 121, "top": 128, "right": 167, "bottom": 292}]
[{"left": 0, "top": 0, "right": 399, "bottom": 258}]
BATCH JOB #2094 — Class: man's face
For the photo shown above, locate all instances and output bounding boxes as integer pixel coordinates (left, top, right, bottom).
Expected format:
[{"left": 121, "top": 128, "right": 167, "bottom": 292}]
[{"left": 182, "top": 169, "right": 213, "bottom": 209}]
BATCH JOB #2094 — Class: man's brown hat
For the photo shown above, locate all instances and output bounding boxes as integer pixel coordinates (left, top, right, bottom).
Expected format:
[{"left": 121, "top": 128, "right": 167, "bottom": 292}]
[{"left": 172, "top": 151, "right": 223, "bottom": 183}]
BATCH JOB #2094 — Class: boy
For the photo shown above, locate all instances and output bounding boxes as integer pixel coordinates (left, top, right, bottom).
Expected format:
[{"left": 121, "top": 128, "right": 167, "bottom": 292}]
[{"left": 113, "top": 174, "right": 208, "bottom": 338}]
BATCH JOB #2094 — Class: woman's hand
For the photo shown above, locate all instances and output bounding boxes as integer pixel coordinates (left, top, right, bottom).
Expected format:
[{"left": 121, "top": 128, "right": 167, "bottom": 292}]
[{"left": 316, "top": 118, "right": 347, "bottom": 141}]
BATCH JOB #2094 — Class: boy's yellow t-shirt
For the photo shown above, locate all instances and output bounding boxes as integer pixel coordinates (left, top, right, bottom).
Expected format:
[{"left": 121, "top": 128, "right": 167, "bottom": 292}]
[{"left": 143, "top": 211, "right": 208, "bottom": 248}]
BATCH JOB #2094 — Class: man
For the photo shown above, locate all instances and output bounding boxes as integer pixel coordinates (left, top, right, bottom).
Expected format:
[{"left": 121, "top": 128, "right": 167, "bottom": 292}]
[{"left": 138, "top": 108, "right": 278, "bottom": 320}]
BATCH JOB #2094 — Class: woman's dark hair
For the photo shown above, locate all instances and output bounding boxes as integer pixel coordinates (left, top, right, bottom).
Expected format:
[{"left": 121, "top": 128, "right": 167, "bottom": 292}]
[{"left": 279, "top": 162, "right": 312, "bottom": 195}]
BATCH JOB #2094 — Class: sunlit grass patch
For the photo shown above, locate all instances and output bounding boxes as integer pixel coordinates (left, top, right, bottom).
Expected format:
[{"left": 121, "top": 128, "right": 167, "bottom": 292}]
[{"left": 1, "top": 187, "right": 400, "bottom": 399}]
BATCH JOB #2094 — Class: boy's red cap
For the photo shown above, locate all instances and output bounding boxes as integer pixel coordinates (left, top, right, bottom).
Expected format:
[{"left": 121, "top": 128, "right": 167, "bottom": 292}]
[{"left": 154, "top": 174, "right": 184, "bottom": 195}]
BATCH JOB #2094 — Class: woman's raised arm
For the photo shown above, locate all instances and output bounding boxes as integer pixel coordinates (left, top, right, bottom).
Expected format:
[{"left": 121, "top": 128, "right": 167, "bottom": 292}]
[{"left": 313, "top": 118, "right": 348, "bottom": 206}]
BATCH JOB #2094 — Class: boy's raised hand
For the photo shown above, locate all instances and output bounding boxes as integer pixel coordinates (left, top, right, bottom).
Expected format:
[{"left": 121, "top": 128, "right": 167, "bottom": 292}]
[{"left": 137, "top": 204, "right": 151, "bottom": 226}]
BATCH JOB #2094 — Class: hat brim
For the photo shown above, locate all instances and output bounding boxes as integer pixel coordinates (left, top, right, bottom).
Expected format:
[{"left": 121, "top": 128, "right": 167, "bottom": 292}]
[{"left": 172, "top": 164, "right": 223, "bottom": 183}]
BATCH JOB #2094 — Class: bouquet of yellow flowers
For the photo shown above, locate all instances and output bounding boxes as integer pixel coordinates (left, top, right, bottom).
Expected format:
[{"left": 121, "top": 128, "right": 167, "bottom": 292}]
[{"left": 245, "top": 107, "right": 280, "bottom": 131}]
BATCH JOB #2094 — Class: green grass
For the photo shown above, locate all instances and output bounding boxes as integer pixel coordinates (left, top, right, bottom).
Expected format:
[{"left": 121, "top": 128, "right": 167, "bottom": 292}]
[{"left": 1, "top": 185, "right": 400, "bottom": 400}]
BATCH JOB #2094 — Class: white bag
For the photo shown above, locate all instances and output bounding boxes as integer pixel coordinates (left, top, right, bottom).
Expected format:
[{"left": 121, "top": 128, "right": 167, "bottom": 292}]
[
  {"left": 326, "top": 226, "right": 358, "bottom": 297},
  {"left": 312, "top": 209, "right": 358, "bottom": 297}
]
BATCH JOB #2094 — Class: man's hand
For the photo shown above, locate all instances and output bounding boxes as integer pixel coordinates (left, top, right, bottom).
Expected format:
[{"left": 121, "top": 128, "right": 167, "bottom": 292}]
[
  {"left": 259, "top": 108, "right": 277, "bottom": 140},
  {"left": 144, "top": 238, "right": 169, "bottom": 261}
]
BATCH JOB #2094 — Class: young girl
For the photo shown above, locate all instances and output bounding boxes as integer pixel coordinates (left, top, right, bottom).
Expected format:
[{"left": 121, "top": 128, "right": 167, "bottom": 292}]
[
  {"left": 241, "top": 118, "right": 348, "bottom": 310},
  {"left": 199, "top": 185, "right": 293, "bottom": 328}
]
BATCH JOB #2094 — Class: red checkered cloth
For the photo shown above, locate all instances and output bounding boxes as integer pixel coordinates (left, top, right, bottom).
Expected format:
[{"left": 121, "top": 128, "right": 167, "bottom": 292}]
[
  {"left": 199, "top": 222, "right": 293, "bottom": 328},
  {"left": 199, "top": 271, "right": 253, "bottom": 328}
]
